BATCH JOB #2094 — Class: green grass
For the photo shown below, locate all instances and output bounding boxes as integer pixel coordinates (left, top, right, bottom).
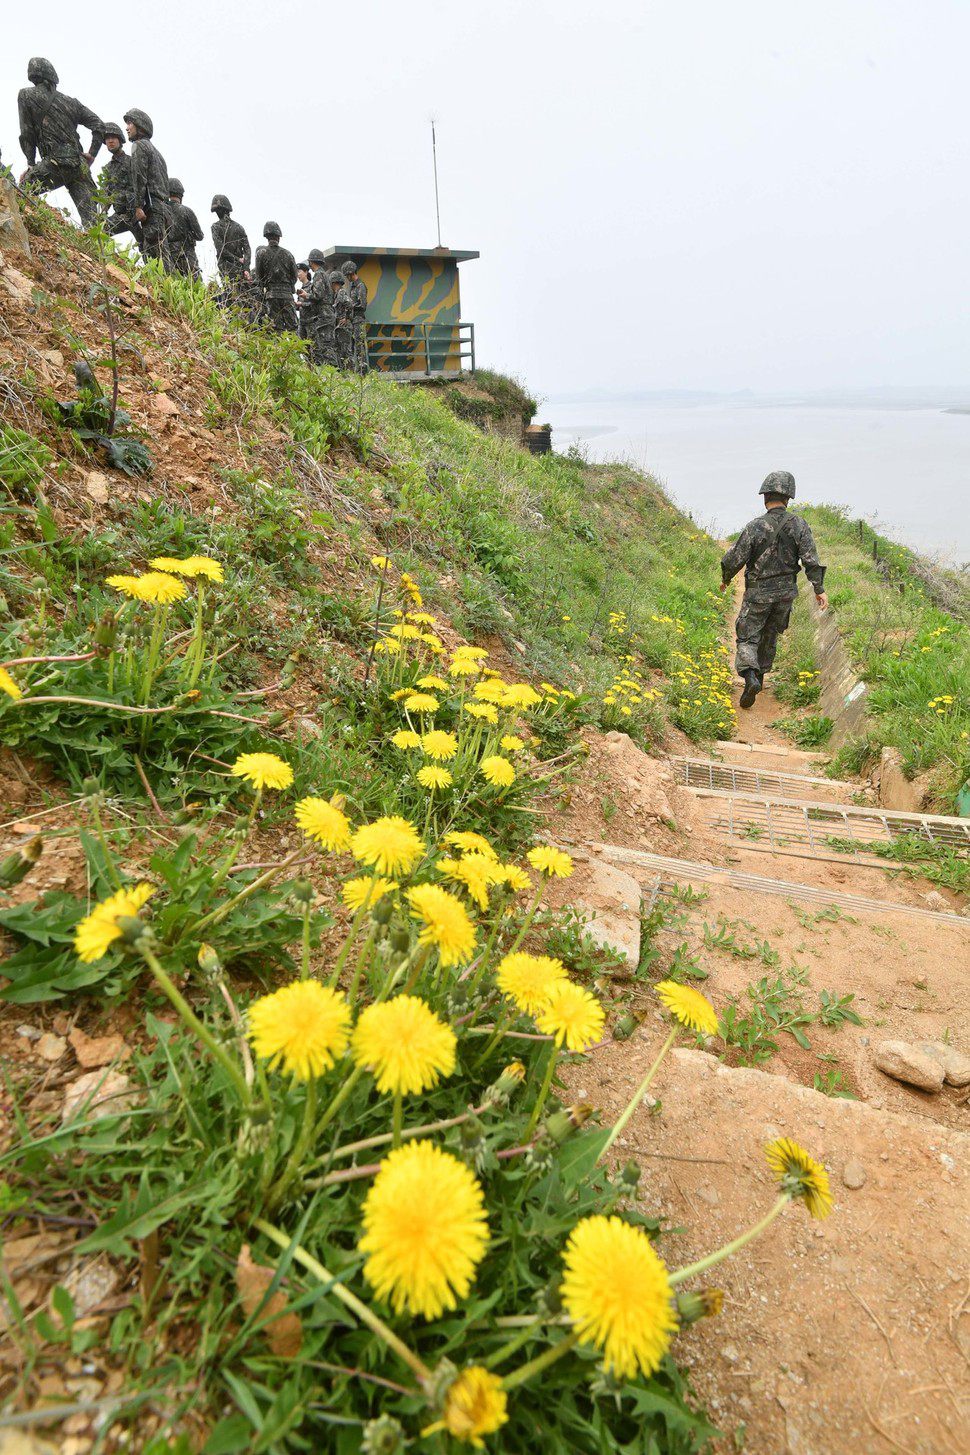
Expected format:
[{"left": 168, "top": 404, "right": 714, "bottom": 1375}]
[{"left": 794, "top": 506, "right": 969, "bottom": 810}]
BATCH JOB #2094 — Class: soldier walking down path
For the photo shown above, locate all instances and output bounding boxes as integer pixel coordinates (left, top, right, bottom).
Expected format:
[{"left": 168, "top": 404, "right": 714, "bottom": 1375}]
[
  {"left": 211, "top": 194, "right": 251, "bottom": 306},
  {"left": 124, "top": 110, "right": 171, "bottom": 266},
  {"left": 17, "top": 58, "right": 104, "bottom": 226},
  {"left": 719, "top": 471, "right": 828, "bottom": 709},
  {"left": 98, "top": 122, "right": 141, "bottom": 246},
  {"left": 254, "top": 222, "right": 298, "bottom": 332},
  {"left": 340, "top": 258, "right": 369, "bottom": 374},
  {"left": 167, "top": 179, "right": 204, "bottom": 278}
]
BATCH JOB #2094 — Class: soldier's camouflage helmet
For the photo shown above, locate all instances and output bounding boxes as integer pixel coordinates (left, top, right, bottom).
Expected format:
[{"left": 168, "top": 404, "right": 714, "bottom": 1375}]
[
  {"left": 124, "top": 109, "right": 154, "bottom": 139},
  {"left": 307, "top": 248, "right": 326, "bottom": 264},
  {"left": 27, "top": 58, "right": 59, "bottom": 86},
  {"left": 168, "top": 177, "right": 185, "bottom": 197},
  {"left": 298, "top": 261, "right": 309, "bottom": 272},
  {"left": 263, "top": 221, "right": 282, "bottom": 238},
  {"left": 340, "top": 259, "right": 357, "bottom": 276},
  {"left": 102, "top": 122, "right": 126, "bottom": 143},
  {"left": 759, "top": 470, "right": 796, "bottom": 500},
  {"left": 211, "top": 194, "right": 232, "bottom": 212},
  {"left": 329, "top": 271, "right": 344, "bottom": 284}
]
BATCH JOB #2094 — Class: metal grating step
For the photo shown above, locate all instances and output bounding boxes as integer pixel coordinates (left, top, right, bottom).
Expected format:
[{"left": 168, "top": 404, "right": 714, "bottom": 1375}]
[
  {"left": 589, "top": 843, "right": 970, "bottom": 926},
  {"left": 688, "top": 787, "right": 970, "bottom": 859},
  {"left": 672, "top": 755, "right": 855, "bottom": 801}
]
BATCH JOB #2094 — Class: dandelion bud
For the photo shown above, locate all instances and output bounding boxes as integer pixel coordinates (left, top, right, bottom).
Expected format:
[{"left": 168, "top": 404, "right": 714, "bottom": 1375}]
[
  {"left": 618, "top": 1159, "right": 642, "bottom": 1192},
  {"left": 361, "top": 1415, "right": 405, "bottom": 1455},
  {"left": 537, "top": 1277, "right": 563, "bottom": 1317},
  {"left": 266, "top": 710, "right": 286, "bottom": 727},
  {"left": 0, "top": 836, "right": 43, "bottom": 888},
  {"left": 483, "top": 1059, "right": 526, "bottom": 1107},
  {"left": 541, "top": 1109, "right": 576, "bottom": 1147},
  {"left": 612, "top": 1011, "right": 637, "bottom": 1041},
  {"left": 30, "top": 575, "right": 47, "bottom": 595},
  {"left": 81, "top": 777, "right": 101, "bottom": 799},
  {"left": 197, "top": 942, "right": 222, "bottom": 978},
  {"left": 675, "top": 1288, "right": 724, "bottom": 1325},
  {"left": 232, "top": 815, "right": 250, "bottom": 837},
  {"left": 291, "top": 878, "right": 315, "bottom": 905},
  {"left": 116, "top": 914, "right": 150, "bottom": 947},
  {"left": 91, "top": 612, "right": 119, "bottom": 652},
  {"left": 460, "top": 1113, "right": 484, "bottom": 1149},
  {"left": 389, "top": 925, "right": 411, "bottom": 952}
]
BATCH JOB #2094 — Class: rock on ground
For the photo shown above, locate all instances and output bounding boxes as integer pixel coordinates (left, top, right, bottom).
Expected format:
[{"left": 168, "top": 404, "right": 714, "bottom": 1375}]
[{"left": 873, "top": 1039, "right": 946, "bottom": 1092}]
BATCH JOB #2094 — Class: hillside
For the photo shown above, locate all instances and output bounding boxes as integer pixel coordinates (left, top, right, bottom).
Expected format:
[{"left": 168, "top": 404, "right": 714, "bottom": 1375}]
[
  {"left": 1, "top": 193, "right": 738, "bottom": 1452},
  {"left": 3, "top": 195, "right": 967, "bottom": 1455}
]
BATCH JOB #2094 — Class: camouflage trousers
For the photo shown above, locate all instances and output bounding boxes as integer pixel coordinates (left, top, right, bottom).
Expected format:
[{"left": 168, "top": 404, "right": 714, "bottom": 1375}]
[
  {"left": 335, "top": 320, "right": 353, "bottom": 369},
  {"left": 351, "top": 318, "right": 369, "bottom": 374},
  {"left": 23, "top": 158, "right": 97, "bottom": 226},
  {"left": 106, "top": 211, "right": 143, "bottom": 247},
  {"left": 734, "top": 591, "right": 793, "bottom": 677},
  {"left": 139, "top": 204, "right": 172, "bottom": 267},
  {"left": 311, "top": 319, "right": 339, "bottom": 367},
  {"left": 261, "top": 296, "right": 298, "bottom": 333},
  {"left": 169, "top": 248, "right": 201, "bottom": 281}
]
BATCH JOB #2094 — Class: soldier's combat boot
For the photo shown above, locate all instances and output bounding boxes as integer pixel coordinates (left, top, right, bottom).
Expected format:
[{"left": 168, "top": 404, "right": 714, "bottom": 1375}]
[{"left": 739, "top": 670, "right": 762, "bottom": 709}]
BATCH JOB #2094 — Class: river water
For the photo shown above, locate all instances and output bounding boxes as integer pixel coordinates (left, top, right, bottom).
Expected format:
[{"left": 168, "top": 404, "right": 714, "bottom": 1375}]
[{"left": 549, "top": 400, "right": 970, "bottom": 562}]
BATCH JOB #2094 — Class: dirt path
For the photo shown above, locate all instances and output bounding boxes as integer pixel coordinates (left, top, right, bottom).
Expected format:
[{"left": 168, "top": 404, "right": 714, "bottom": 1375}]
[{"left": 556, "top": 627, "right": 970, "bottom": 1453}]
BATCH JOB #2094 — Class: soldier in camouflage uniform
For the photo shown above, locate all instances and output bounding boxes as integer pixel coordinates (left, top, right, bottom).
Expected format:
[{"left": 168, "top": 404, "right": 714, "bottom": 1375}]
[
  {"left": 210, "top": 194, "right": 251, "bottom": 306},
  {"left": 334, "top": 270, "right": 352, "bottom": 367},
  {"left": 295, "top": 261, "right": 310, "bottom": 339},
  {"left": 340, "top": 259, "right": 369, "bottom": 374},
  {"left": 166, "top": 179, "right": 203, "bottom": 279},
  {"left": 305, "top": 251, "right": 338, "bottom": 365},
  {"left": 124, "top": 110, "right": 171, "bottom": 266},
  {"left": 253, "top": 222, "right": 298, "bottom": 332},
  {"left": 98, "top": 122, "right": 141, "bottom": 246},
  {"left": 17, "top": 58, "right": 104, "bottom": 227},
  {"left": 720, "top": 471, "right": 828, "bottom": 708}
]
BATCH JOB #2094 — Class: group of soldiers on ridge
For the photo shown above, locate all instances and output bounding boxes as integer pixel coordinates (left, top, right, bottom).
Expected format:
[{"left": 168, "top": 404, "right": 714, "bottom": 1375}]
[{"left": 11, "top": 58, "right": 368, "bottom": 372}]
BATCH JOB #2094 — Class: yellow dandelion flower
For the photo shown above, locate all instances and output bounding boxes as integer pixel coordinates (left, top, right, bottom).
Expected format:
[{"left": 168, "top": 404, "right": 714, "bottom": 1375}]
[
  {"left": 416, "top": 674, "right": 449, "bottom": 691},
  {"left": 421, "top": 633, "right": 445, "bottom": 651},
  {"left": 295, "top": 795, "right": 352, "bottom": 851},
  {"left": 149, "top": 555, "right": 224, "bottom": 582},
  {"left": 500, "top": 734, "right": 525, "bottom": 753},
  {"left": 473, "top": 679, "right": 508, "bottom": 704},
  {"left": 341, "top": 875, "right": 398, "bottom": 912},
  {"left": 404, "top": 692, "right": 439, "bottom": 714},
  {"left": 438, "top": 853, "right": 502, "bottom": 910},
  {"left": 561, "top": 1215, "right": 677, "bottom": 1379},
  {"left": 425, "top": 1367, "right": 508, "bottom": 1447},
  {"left": 359, "top": 1141, "right": 488, "bottom": 1318},
  {"left": 655, "top": 980, "right": 719, "bottom": 1036},
  {"left": 501, "top": 683, "right": 543, "bottom": 709},
  {"left": 449, "top": 658, "right": 481, "bottom": 678},
  {"left": 418, "top": 765, "right": 453, "bottom": 792},
  {"left": 496, "top": 951, "right": 568, "bottom": 1014},
  {"left": 406, "top": 882, "right": 477, "bottom": 967},
  {"left": 765, "top": 1138, "right": 833, "bottom": 1219},
  {"left": 0, "top": 667, "right": 22, "bottom": 701},
  {"left": 374, "top": 639, "right": 402, "bottom": 655},
  {"left": 536, "top": 981, "right": 605, "bottom": 1050},
  {"left": 105, "top": 573, "right": 146, "bottom": 598},
  {"left": 230, "top": 751, "right": 294, "bottom": 791},
  {"left": 464, "top": 702, "right": 499, "bottom": 724},
  {"left": 352, "top": 995, "right": 457, "bottom": 1095},
  {"left": 422, "top": 729, "right": 458, "bottom": 761},
  {"left": 499, "top": 862, "right": 532, "bottom": 892},
  {"left": 248, "top": 979, "right": 350, "bottom": 1080},
  {"left": 370, "top": 555, "right": 392, "bottom": 572},
  {"left": 443, "top": 830, "right": 498, "bottom": 859},
  {"left": 408, "top": 612, "right": 438, "bottom": 626},
  {"left": 527, "top": 844, "right": 574, "bottom": 878},
  {"left": 352, "top": 816, "right": 425, "bottom": 877},
  {"left": 389, "top": 623, "right": 422, "bottom": 641},
  {"left": 74, "top": 882, "right": 154, "bottom": 963},
  {"left": 130, "top": 571, "right": 187, "bottom": 604},
  {"left": 391, "top": 728, "right": 422, "bottom": 750},
  {"left": 452, "top": 645, "right": 489, "bottom": 661},
  {"left": 480, "top": 755, "right": 515, "bottom": 788}
]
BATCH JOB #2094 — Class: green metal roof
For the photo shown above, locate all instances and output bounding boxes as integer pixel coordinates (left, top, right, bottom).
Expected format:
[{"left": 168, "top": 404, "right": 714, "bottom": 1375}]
[{"left": 323, "top": 245, "right": 480, "bottom": 262}]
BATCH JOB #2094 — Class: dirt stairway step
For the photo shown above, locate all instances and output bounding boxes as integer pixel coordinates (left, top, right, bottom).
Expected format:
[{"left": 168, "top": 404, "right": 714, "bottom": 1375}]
[
  {"left": 574, "top": 1045, "right": 970, "bottom": 1455},
  {"left": 672, "top": 754, "right": 858, "bottom": 803}
]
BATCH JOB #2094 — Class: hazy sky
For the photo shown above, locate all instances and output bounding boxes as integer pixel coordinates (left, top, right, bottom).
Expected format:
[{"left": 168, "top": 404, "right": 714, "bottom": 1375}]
[{"left": 3, "top": 1, "right": 968, "bottom": 398}]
